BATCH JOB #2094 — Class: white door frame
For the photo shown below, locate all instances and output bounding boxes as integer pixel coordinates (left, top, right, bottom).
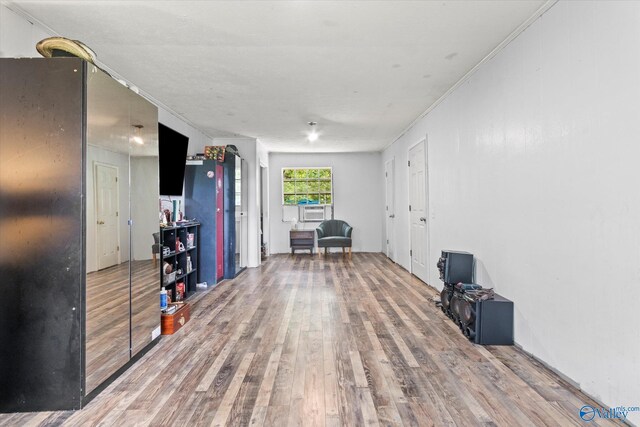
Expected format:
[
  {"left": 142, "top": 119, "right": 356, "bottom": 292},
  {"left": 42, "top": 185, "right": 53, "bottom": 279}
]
[
  {"left": 94, "top": 161, "right": 121, "bottom": 270},
  {"left": 240, "top": 159, "right": 249, "bottom": 267},
  {"left": 384, "top": 157, "right": 395, "bottom": 261},
  {"left": 407, "top": 137, "right": 430, "bottom": 283},
  {"left": 260, "top": 164, "right": 269, "bottom": 258}
]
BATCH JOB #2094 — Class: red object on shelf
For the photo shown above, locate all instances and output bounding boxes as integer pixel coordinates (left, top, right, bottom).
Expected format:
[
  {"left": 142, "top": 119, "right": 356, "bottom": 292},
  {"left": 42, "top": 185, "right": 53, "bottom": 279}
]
[{"left": 176, "top": 282, "right": 185, "bottom": 301}]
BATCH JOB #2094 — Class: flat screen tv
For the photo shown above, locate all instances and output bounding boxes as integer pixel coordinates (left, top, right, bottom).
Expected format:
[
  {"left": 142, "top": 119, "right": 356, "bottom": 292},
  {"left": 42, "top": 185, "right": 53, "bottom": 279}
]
[{"left": 159, "top": 123, "right": 189, "bottom": 196}]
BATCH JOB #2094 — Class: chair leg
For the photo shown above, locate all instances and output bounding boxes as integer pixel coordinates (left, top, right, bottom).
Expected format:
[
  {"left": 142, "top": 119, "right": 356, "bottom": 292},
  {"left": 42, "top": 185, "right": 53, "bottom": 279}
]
[
  {"left": 342, "top": 247, "right": 345, "bottom": 257},
  {"left": 349, "top": 247, "right": 352, "bottom": 260},
  {"left": 152, "top": 253, "right": 157, "bottom": 268},
  {"left": 324, "top": 247, "right": 327, "bottom": 256}
]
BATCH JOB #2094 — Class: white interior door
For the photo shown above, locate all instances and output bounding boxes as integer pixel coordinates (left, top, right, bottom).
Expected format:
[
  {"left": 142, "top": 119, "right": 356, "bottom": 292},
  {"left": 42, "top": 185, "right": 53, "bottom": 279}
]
[
  {"left": 409, "top": 140, "right": 428, "bottom": 282},
  {"left": 95, "top": 163, "right": 120, "bottom": 270},
  {"left": 385, "top": 158, "right": 395, "bottom": 260}
]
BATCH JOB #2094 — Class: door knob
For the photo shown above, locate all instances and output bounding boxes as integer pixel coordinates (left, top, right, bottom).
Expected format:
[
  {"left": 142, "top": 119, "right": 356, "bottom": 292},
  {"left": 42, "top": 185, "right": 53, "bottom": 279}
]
[
  {"left": 97, "top": 220, "right": 105, "bottom": 225},
  {"left": 419, "top": 217, "right": 426, "bottom": 222},
  {"left": 389, "top": 214, "right": 395, "bottom": 218}
]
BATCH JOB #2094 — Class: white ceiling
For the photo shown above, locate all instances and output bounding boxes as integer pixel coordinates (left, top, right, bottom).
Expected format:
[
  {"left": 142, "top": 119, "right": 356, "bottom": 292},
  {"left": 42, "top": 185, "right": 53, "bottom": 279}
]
[{"left": 9, "top": 0, "right": 550, "bottom": 152}]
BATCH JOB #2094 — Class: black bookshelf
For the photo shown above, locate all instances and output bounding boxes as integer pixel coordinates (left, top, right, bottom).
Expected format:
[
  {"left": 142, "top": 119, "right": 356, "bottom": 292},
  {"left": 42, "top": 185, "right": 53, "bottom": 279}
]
[{"left": 160, "top": 223, "right": 200, "bottom": 301}]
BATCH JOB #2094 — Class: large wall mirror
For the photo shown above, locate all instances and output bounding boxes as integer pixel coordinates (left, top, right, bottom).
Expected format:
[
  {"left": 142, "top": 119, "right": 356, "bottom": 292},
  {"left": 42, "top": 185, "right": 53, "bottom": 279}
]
[
  {"left": 129, "top": 90, "right": 160, "bottom": 357},
  {"left": 85, "top": 66, "right": 159, "bottom": 394}
]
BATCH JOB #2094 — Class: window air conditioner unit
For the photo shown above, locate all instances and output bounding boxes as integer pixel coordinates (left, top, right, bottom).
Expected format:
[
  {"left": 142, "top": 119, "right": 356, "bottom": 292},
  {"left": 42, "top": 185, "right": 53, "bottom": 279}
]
[{"left": 301, "top": 205, "right": 326, "bottom": 222}]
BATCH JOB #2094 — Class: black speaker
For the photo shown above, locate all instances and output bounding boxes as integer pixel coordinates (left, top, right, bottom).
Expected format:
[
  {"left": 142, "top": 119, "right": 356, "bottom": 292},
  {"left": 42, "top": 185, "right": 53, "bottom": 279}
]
[
  {"left": 437, "top": 250, "right": 473, "bottom": 284},
  {"left": 466, "top": 294, "right": 514, "bottom": 345}
]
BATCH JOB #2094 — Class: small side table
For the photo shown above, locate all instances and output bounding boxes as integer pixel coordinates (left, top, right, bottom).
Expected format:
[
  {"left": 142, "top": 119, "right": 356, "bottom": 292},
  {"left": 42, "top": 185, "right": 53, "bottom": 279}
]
[{"left": 290, "top": 230, "right": 314, "bottom": 255}]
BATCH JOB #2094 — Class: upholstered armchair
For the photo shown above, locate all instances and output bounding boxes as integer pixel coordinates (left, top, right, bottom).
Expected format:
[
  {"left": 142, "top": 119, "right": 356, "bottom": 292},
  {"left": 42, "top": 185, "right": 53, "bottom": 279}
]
[{"left": 316, "top": 220, "right": 353, "bottom": 259}]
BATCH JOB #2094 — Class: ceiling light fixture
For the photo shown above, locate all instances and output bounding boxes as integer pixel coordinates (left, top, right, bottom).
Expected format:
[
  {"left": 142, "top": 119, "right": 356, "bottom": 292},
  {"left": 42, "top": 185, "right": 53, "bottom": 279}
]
[
  {"left": 307, "top": 121, "right": 318, "bottom": 142},
  {"left": 132, "top": 124, "right": 144, "bottom": 145}
]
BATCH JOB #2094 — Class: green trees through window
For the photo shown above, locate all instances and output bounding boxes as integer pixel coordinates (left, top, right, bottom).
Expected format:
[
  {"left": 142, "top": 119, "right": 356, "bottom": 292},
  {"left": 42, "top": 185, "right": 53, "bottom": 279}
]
[{"left": 282, "top": 167, "right": 332, "bottom": 205}]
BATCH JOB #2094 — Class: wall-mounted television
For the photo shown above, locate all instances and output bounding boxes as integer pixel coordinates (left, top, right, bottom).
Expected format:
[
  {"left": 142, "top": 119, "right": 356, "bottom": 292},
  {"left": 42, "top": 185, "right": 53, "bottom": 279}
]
[{"left": 159, "top": 123, "right": 189, "bottom": 196}]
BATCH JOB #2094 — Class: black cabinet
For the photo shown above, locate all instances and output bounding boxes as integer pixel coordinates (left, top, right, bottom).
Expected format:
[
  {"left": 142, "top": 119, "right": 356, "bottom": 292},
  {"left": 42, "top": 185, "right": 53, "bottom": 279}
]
[
  {"left": 467, "top": 294, "right": 514, "bottom": 345},
  {"left": 184, "top": 160, "right": 223, "bottom": 285},
  {"left": 0, "top": 57, "right": 160, "bottom": 412},
  {"left": 290, "top": 230, "right": 315, "bottom": 254},
  {"left": 438, "top": 250, "right": 473, "bottom": 284},
  {"left": 184, "top": 154, "right": 242, "bottom": 285},
  {"left": 160, "top": 223, "right": 200, "bottom": 301}
]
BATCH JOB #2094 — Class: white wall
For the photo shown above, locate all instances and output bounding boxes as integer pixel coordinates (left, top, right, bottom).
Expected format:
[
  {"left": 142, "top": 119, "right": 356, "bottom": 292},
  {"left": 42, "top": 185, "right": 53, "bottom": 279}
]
[
  {"left": 257, "top": 140, "right": 269, "bottom": 168},
  {"left": 383, "top": 1, "right": 640, "bottom": 422},
  {"left": 269, "top": 152, "right": 383, "bottom": 254},
  {"left": 0, "top": 5, "right": 49, "bottom": 58},
  {"left": 258, "top": 141, "right": 270, "bottom": 255}
]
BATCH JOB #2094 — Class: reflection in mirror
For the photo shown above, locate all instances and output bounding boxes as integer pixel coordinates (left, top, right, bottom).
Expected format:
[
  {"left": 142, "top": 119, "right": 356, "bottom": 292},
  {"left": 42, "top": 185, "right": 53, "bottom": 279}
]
[
  {"left": 85, "top": 66, "right": 132, "bottom": 394},
  {"left": 129, "top": 92, "right": 160, "bottom": 356},
  {"left": 85, "top": 65, "right": 160, "bottom": 394}
]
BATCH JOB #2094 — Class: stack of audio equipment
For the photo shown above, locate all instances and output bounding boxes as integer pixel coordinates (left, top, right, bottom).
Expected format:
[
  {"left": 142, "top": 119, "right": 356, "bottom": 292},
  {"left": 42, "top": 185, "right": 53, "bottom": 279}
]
[
  {"left": 437, "top": 250, "right": 513, "bottom": 345},
  {"left": 437, "top": 250, "right": 474, "bottom": 317}
]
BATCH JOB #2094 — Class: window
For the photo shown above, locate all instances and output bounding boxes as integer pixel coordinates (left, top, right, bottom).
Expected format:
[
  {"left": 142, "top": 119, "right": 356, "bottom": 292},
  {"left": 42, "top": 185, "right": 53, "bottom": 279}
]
[{"left": 282, "top": 167, "right": 332, "bottom": 205}]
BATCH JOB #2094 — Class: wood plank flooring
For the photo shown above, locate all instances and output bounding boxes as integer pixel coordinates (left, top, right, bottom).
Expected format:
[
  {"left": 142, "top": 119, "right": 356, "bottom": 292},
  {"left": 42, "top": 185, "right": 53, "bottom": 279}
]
[{"left": 0, "top": 253, "right": 623, "bottom": 426}]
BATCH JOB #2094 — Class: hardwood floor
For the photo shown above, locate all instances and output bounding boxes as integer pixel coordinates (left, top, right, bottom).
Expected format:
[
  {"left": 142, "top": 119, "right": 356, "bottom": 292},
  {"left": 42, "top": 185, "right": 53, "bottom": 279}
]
[{"left": 0, "top": 253, "right": 623, "bottom": 426}]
